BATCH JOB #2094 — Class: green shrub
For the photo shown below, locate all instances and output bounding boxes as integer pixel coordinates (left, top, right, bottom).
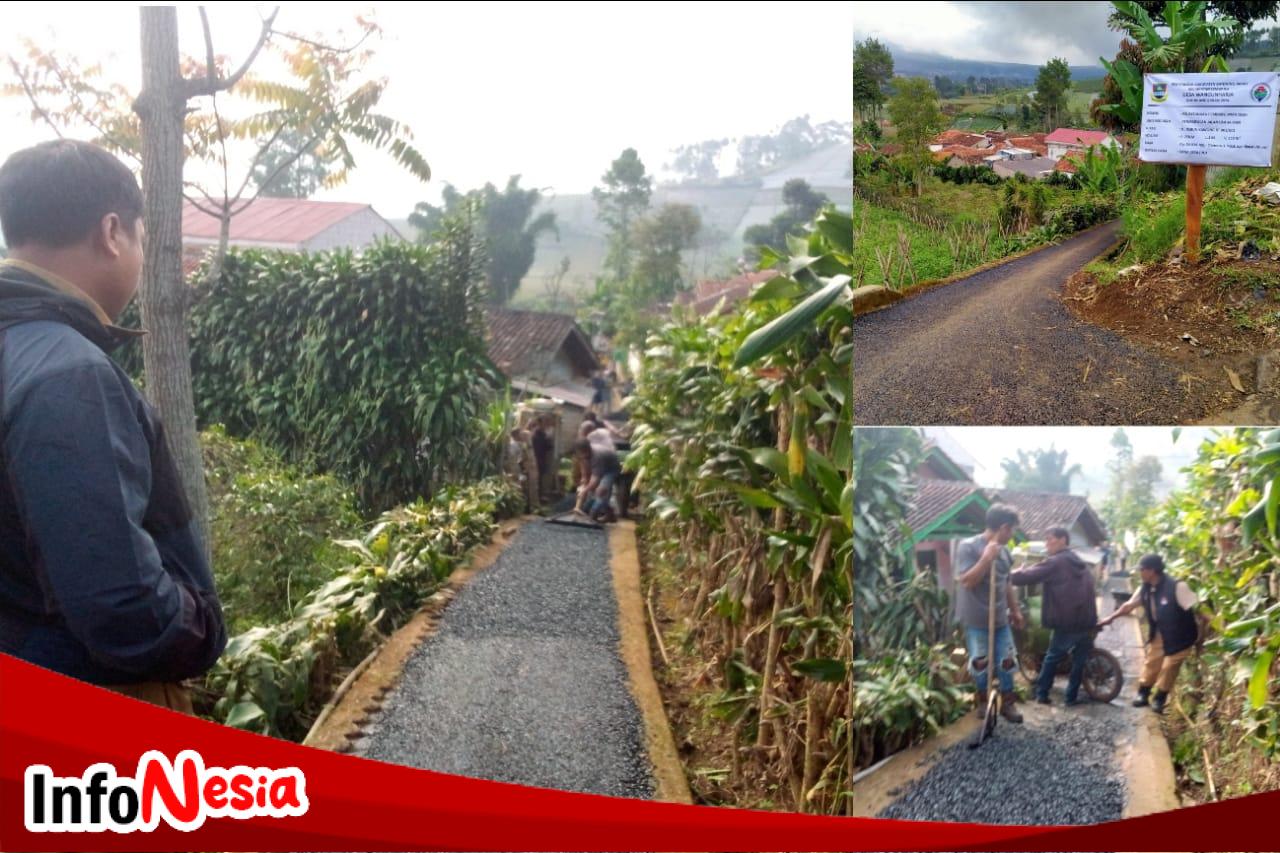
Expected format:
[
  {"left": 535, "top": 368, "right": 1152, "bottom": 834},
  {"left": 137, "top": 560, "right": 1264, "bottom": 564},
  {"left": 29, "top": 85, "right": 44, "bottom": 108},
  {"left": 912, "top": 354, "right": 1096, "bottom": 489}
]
[
  {"left": 1123, "top": 194, "right": 1186, "bottom": 262},
  {"left": 203, "top": 426, "right": 361, "bottom": 634},
  {"left": 204, "top": 475, "right": 523, "bottom": 741},
  {"left": 119, "top": 216, "right": 502, "bottom": 512}
]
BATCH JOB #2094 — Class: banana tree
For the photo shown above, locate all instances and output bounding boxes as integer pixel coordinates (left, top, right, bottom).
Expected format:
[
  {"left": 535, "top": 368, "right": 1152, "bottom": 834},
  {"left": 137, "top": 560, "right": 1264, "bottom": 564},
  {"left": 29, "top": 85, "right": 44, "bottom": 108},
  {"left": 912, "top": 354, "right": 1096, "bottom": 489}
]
[{"left": 1097, "top": 1, "right": 1240, "bottom": 126}]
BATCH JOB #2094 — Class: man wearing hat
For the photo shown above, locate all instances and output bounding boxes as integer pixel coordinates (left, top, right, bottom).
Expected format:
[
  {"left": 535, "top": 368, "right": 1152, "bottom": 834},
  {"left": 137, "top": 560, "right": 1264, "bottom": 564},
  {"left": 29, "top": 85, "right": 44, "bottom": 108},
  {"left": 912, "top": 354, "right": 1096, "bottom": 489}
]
[{"left": 1098, "top": 553, "right": 1206, "bottom": 714}]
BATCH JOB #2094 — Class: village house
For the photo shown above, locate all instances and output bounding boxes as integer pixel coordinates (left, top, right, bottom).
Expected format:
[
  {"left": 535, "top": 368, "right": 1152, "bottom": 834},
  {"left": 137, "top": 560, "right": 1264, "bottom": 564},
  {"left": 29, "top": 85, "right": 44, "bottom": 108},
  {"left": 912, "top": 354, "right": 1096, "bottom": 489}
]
[
  {"left": 180, "top": 197, "right": 403, "bottom": 273},
  {"left": 901, "top": 442, "right": 1108, "bottom": 593},
  {"left": 485, "top": 307, "right": 602, "bottom": 450},
  {"left": 1044, "top": 128, "right": 1119, "bottom": 161}
]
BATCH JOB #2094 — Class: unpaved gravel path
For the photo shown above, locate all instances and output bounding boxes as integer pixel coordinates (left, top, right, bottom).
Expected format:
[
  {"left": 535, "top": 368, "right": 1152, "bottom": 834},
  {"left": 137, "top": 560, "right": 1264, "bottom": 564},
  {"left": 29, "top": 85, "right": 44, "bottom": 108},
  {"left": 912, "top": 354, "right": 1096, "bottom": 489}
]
[
  {"left": 878, "top": 706, "right": 1131, "bottom": 826},
  {"left": 355, "top": 522, "right": 653, "bottom": 799},
  {"left": 854, "top": 222, "right": 1221, "bottom": 425}
]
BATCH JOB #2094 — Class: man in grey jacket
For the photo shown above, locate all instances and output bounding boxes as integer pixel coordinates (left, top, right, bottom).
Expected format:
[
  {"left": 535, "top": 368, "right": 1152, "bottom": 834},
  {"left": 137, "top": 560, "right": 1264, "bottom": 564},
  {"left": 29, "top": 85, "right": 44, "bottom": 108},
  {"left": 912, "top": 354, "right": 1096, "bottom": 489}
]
[{"left": 0, "top": 140, "right": 226, "bottom": 711}]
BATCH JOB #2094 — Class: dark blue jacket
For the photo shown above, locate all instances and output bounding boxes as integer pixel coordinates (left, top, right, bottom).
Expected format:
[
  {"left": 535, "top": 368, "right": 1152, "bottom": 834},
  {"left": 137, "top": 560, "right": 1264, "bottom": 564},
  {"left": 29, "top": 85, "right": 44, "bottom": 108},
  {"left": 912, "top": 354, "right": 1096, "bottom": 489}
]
[{"left": 0, "top": 262, "right": 226, "bottom": 685}]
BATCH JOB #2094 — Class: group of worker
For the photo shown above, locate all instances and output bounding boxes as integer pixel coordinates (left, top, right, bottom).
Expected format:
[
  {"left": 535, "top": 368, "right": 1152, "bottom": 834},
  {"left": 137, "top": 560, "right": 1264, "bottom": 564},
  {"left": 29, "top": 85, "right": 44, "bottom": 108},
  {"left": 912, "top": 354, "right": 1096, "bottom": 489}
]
[{"left": 956, "top": 504, "right": 1211, "bottom": 721}]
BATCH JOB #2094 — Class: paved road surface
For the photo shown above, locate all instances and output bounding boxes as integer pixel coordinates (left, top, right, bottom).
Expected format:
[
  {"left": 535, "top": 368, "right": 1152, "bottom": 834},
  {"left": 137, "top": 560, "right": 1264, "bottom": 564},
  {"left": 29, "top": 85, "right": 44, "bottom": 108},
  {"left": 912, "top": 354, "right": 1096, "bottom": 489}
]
[
  {"left": 855, "top": 222, "right": 1218, "bottom": 425},
  {"left": 356, "top": 522, "right": 653, "bottom": 799}
]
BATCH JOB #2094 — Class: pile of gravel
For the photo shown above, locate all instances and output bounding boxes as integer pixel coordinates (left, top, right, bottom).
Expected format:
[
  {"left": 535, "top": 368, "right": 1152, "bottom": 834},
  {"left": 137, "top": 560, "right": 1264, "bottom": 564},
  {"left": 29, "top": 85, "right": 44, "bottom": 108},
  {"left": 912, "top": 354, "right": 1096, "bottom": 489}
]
[
  {"left": 358, "top": 522, "right": 652, "bottom": 800},
  {"left": 878, "top": 711, "right": 1126, "bottom": 826}
]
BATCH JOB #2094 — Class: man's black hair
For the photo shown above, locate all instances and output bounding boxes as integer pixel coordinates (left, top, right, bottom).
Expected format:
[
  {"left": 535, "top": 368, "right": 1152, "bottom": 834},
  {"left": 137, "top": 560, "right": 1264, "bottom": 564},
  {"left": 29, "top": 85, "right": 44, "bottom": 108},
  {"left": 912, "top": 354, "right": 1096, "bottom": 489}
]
[
  {"left": 985, "top": 503, "right": 1020, "bottom": 532},
  {"left": 1138, "top": 553, "right": 1165, "bottom": 574},
  {"left": 1047, "top": 526, "right": 1071, "bottom": 545},
  {"left": 0, "top": 139, "right": 143, "bottom": 248}
]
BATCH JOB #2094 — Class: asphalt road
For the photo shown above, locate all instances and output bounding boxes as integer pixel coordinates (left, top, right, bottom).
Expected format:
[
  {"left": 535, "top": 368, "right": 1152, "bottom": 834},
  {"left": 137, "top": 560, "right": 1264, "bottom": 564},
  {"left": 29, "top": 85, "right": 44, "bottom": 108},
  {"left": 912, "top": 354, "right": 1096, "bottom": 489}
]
[
  {"left": 854, "top": 222, "right": 1219, "bottom": 425},
  {"left": 356, "top": 522, "right": 653, "bottom": 799}
]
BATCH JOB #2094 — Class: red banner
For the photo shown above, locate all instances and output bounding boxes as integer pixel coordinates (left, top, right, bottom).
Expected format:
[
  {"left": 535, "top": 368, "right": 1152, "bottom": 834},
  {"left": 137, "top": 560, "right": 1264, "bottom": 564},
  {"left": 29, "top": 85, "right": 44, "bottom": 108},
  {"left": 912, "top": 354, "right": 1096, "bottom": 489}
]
[{"left": 0, "top": 653, "right": 1275, "bottom": 852}]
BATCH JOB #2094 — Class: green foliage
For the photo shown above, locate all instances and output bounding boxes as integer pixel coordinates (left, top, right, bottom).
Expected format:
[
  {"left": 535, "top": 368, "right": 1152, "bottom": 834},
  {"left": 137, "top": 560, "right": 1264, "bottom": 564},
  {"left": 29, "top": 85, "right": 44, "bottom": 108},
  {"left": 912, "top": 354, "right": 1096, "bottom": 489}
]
[
  {"left": 1122, "top": 192, "right": 1188, "bottom": 261},
  {"left": 205, "top": 476, "right": 524, "bottom": 741},
  {"left": 629, "top": 206, "right": 852, "bottom": 813},
  {"left": 851, "top": 428, "right": 967, "bottom": 765},
  {"left": 743, "top": 179, "right": 831, "bottom": 260},
  {"left": 1032, "top": 58, "right": 1073, "bottom": 131},
  {"left": 203, "top": 426, "right": 361, "bottom": 634},
  {"left": 887, "top": 77, "right": 947, "bottom": 196},
  {"left": 593, "top": 148, "right": 653, "bottom": 281},
  {"left": 1001, "top": 446, "right": 1083, "bottom": 493},
  {"left": 631, "top": 202, "right": 703, "bottom": 302},
  {"left": 252, "top": 127, "right": 336, "bottom": 199},
  {"left": 1139, "top": 429, "right": 1280, "bottom": 770},
  {"left": 409, "top": 176, "right": 558, "bottom": 305},
  {"left": 852, "top": 38, "right": 895, "bottom": 123},
  {"left": 1102, "top": 428, "right": 1164, "bottom": 538},
  {"left": 181, "top": 218, "right": 498, "bottom": 511}
]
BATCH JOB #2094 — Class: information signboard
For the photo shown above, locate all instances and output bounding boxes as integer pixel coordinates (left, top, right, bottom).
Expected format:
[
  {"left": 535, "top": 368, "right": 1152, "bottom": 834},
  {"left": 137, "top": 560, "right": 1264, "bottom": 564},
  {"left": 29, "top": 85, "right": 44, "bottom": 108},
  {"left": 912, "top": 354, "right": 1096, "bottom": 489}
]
[{"left": 1139, "top": 72, "right": 1278, "bottom": 167}]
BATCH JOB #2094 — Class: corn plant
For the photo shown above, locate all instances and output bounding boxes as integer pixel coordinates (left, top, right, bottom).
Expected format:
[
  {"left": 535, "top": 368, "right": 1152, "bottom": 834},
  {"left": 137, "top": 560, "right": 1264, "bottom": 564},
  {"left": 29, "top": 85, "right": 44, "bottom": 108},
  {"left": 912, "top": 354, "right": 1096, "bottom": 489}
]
[
  {"left": 1139, "top": 429, "right": 1280, "bottom": 795},
  {"left": 630, "top": 207, "right": 851, "bottom": 814}
]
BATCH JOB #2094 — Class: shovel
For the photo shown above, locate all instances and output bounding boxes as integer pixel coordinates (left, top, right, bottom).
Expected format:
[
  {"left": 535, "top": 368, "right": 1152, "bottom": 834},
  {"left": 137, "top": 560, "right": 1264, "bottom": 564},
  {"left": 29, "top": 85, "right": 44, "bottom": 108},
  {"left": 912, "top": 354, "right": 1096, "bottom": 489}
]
[{"left": 969, "top": 557, "right": 1001, "bottom": 749}]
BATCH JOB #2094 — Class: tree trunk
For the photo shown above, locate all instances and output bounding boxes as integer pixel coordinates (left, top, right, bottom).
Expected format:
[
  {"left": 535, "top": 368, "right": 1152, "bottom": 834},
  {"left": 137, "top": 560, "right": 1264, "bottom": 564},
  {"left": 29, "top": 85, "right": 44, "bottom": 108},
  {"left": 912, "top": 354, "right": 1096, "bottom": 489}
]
[{"left": 135, "top": 7, "right": 212, "bottom": 561}]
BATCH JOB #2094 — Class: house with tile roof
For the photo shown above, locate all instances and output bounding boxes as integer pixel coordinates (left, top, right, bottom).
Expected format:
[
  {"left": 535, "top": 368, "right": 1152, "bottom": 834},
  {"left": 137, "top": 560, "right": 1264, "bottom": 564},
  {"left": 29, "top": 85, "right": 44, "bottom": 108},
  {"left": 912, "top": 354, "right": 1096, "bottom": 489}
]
[
  {"left": 484, "top": 307, "right": 602, "bottom": 450},
  {"left": 900, "top": 442, "right": 1108, "bottom": 591},
  {"left": 181, "top": 197, "right": 403, "bottom": 273},
  {"left": 1045, "top": 128, "right": 1119, "bottom": 161}
]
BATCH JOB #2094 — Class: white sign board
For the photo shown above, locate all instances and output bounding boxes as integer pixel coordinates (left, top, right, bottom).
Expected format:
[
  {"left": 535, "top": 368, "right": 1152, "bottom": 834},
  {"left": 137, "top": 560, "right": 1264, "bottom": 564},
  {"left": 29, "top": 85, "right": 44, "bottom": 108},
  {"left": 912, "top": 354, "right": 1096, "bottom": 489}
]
[{"left": 1139, "top": 72, "right": 1278, "bottom": 167}]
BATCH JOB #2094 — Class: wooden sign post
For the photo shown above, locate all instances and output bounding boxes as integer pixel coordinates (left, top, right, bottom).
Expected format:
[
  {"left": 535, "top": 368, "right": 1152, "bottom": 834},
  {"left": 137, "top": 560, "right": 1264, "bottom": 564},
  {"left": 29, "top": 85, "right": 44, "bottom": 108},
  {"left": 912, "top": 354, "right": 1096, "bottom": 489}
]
[{"left": 1185, "top": 163, "right": 1207, "bottom": 265}]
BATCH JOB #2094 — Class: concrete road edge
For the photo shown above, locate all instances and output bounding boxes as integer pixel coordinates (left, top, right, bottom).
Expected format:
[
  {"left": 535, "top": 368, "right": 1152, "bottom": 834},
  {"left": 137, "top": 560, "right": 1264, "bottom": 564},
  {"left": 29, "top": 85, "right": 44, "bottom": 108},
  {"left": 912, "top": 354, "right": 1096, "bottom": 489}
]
[{"left": 608, "top": 520, "right": 695, "bottom": 805}]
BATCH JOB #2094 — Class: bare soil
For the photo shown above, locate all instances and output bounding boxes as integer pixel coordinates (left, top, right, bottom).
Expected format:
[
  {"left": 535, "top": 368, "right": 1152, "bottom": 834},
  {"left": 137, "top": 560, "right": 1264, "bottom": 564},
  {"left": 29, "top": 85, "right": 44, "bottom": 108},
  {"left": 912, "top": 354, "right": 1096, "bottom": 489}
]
[{"left": 1065, "top": 257, "right": 1280, "bottom": 409}]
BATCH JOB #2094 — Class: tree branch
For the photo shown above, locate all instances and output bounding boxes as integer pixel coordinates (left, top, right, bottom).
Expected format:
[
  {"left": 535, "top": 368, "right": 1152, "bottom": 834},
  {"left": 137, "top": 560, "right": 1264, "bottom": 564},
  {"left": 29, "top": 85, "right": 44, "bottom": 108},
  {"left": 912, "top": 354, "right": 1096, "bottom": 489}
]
[
  {"left": 8, "top": 60, "right": 64, "bottom": 139},
  {"left": 184, "top": 6, "right": 280, "bottom": 98},
  {"left": 271, "top": 26, "right": 376, "bottom": 55}
]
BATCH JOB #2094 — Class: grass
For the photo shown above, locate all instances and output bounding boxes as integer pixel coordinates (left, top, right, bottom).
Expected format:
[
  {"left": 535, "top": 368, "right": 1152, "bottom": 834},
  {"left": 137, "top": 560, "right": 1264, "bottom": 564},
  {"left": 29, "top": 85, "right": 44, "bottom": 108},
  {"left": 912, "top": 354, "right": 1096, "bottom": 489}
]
[
  {"left": 852, "top": 203, "right": 958, "bottom": 287},
  {"left": 952, "top": 114, "right": 1004, "bottom": 131}
]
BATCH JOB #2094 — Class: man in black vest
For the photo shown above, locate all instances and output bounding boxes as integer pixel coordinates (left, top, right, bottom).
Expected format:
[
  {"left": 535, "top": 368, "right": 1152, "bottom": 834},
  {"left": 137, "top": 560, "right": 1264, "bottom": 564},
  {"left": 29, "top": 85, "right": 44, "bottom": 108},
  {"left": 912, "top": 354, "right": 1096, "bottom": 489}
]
[
  {"left": 0, "top": 140, "right": 226, "bottom": 711},
  {"left": 1098, "top": 553, "right": 1203, "bottom": 714}
]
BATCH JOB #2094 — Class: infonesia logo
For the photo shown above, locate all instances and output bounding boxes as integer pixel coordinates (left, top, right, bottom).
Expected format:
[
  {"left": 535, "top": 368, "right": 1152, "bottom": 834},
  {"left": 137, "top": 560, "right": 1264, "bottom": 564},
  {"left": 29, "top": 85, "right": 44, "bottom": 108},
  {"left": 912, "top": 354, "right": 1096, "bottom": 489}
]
[
  {"left": 1252, "top": 83, "right": 1272, "bottom": 103},
  {"left": 24, "top": 750, "right": 308, "bottom": 833}
]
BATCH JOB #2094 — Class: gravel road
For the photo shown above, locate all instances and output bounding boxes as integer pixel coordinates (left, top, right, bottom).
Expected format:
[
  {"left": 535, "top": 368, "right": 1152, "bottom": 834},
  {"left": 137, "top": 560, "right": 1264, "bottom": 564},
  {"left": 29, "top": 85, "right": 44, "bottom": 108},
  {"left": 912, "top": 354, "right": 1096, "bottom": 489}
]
[
  {"left": 356, "top": 522, "right": 652, "bottom": 800},
  {"left": 878, "top": 708, "right": 1128, "bottom": 826},
  {"left": 855, "top": 221, "right": 1220, "bottom": 425}
]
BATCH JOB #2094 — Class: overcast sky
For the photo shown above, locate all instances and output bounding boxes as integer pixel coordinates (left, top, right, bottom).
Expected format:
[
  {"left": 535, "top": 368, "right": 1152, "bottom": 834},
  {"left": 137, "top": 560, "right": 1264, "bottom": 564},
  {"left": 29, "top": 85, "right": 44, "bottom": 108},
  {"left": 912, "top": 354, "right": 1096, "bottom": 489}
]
[
  {"left": 921, "top": 426, "right": 1219, "bottom": 498},
  {"left": 0, "top": 2, "right": 853, "bottom": 219},
  {"left": 852, "top": 1, "right": 1121, "bottom": 65}
]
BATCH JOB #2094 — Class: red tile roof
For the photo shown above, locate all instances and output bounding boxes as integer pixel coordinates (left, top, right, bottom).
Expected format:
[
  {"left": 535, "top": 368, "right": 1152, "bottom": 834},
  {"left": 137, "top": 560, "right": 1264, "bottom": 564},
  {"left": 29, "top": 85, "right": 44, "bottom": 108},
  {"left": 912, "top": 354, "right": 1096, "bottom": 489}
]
[
  {"left": 675, "top": 269, "right": 776, "bottom": 317},
  {"left": 1045, "top": 128, "right": 1112, "bottom": 147},
  {"left": 1006, "top": 135, "right": 1048, "bottom": 156},
  {"left": 987, "top": 490, "right": 1107, "bottom": 544},
  {"left": 182, "top": 197, "right": 372, "bottom": 246},
  {"left": 941, "top": 146, "right": 997, "bottom": 165},
  {"left": 485, "top": 307, "right": 600, "bottom": 379},
  {"left": 932, "top": 130, "right": 989, "bottom": 148}
]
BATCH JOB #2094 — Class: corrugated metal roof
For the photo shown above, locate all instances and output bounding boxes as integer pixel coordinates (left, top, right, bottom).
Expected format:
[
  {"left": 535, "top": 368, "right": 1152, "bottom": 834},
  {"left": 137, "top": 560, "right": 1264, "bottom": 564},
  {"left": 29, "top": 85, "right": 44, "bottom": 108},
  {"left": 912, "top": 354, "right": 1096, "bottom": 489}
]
[{"left": 182, "top": 197, "right": 372, "bottom": 246}]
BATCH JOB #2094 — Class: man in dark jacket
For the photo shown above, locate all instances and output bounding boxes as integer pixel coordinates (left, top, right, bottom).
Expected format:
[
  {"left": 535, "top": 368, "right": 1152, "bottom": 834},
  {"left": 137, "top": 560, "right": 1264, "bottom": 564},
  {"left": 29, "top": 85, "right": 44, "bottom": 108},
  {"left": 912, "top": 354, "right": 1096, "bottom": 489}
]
[
  {"left": 1098, "top": 553, "right": 1204, "bottom": 714},
  {"left": 1011, "top": 527, "right": 1098, "bottom": 706},
  {"left": 0, "top": 139, "right": 226, "bottom": 712}
]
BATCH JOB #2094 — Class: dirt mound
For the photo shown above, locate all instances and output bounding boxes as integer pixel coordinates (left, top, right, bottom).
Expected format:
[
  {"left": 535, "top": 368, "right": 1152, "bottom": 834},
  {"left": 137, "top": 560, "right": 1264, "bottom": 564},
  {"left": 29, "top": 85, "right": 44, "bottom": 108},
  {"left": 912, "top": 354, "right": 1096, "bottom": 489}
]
[{"left": 1065, "top": 258, "right": 1280, "bottom": 403}]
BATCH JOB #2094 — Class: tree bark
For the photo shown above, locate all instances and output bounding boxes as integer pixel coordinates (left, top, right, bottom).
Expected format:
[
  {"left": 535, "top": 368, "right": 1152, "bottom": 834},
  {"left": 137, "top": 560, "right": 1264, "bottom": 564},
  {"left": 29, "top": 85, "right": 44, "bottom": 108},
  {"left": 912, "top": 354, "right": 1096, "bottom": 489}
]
[{"left": 136, "top": 6, "right": 212, "bottom": 561}]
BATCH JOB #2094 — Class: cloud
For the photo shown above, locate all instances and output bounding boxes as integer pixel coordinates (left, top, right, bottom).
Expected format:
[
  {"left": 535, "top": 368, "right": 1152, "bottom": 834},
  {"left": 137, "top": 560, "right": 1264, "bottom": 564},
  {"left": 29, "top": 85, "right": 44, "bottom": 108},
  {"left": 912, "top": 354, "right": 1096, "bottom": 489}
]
[{"left": 854, "top": 1, "right": 1123, "bottom": 65}]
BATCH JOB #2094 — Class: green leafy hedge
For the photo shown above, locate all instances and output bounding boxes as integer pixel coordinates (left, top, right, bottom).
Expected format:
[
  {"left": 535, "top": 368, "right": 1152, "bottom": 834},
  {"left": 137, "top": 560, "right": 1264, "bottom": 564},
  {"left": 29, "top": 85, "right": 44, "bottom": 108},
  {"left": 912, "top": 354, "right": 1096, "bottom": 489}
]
[
  {"left": 202, "top": 475, "right": 524, "bottom": 741},
  {"left": 119, "top": 218, "right": 501, "bottom": 511}
]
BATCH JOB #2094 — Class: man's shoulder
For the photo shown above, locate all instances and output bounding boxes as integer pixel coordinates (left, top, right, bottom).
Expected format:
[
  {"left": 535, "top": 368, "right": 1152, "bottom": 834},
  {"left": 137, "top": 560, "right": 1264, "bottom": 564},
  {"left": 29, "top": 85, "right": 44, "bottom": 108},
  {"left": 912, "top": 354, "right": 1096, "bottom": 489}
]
[{"left": 2, "top": 321, "right": 134, "bottom": 408}]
